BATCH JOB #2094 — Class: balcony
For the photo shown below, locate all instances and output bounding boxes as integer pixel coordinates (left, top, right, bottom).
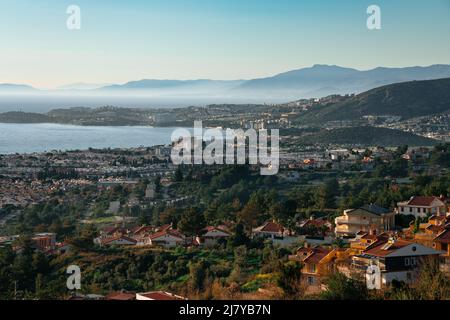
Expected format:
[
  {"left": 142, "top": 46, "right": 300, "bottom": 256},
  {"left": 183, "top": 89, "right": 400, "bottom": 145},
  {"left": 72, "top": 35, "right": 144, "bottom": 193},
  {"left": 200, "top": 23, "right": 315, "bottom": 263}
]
[{"left": 335, "top": 216, "right": 371, "bottom": 226}]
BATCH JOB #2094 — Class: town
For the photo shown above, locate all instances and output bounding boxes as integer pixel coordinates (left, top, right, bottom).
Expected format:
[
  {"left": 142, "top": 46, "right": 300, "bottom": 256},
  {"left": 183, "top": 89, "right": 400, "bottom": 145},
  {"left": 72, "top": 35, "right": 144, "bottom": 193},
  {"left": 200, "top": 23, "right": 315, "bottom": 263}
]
[{"left": 0, "top": 137, "right": 449, "bottom": 300}]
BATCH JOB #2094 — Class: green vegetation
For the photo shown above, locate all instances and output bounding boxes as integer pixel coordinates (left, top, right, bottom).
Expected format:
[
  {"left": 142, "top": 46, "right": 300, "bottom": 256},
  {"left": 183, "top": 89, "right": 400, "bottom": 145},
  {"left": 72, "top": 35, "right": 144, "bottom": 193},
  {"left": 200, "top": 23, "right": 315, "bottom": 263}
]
[{"left": 296, "top": 78, "right": 450, "bottom": 125}]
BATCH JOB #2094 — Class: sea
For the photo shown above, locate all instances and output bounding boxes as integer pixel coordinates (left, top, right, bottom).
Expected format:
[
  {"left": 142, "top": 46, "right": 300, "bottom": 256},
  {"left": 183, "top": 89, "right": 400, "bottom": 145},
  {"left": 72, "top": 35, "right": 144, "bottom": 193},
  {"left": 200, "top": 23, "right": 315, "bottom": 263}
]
[{"left": 0, "top": 123, "right": 182, "bottom": 154}]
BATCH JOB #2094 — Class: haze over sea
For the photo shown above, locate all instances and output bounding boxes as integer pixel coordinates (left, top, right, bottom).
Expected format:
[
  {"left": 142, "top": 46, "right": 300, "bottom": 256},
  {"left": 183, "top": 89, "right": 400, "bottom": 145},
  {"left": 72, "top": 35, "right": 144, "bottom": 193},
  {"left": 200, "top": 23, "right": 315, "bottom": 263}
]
[{"left": 0, "top": 123, "right": 179, "bottom": 154}]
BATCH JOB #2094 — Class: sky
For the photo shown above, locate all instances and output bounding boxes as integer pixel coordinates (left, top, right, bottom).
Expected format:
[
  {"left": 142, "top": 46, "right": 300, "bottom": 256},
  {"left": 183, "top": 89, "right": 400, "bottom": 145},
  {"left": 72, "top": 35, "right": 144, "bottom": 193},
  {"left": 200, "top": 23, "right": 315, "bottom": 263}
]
[{"left": 0, "top": 0, "right": 449, "bottom": 88}]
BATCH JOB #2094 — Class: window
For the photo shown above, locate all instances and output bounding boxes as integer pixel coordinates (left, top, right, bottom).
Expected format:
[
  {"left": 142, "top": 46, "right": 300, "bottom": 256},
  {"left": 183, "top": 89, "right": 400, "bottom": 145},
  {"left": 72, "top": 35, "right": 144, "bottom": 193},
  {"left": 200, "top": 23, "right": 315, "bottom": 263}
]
[
  {"left": 308, "top": 264, "right": 317, "bottom": 273},
  {"left": 405, "top": 257, "right": 410, "bottom": 266},
  {"left": 401, "top": 207, "right": 404, "bottom": 212},
  {"left": 409, "top": 207, "right": 412, "bottom": 213},
  {"left": 307, "top": 276, "right": 315, "bottom": 285}
]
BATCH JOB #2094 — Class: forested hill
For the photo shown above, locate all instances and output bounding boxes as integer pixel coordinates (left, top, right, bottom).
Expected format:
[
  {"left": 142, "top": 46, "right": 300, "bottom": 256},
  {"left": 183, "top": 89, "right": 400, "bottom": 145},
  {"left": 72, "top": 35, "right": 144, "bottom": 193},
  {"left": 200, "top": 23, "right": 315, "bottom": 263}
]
[{"left": 296, "top": 78, "right": 450, "bottom": 125}]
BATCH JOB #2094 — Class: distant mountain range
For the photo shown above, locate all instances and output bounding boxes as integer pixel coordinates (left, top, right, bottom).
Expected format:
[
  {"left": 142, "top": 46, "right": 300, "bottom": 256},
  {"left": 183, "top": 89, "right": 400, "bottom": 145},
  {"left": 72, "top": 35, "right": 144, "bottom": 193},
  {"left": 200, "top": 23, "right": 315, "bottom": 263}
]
[
  {"left": 235, "top": 64, "right": 450, "bottom": 98},
  {"left": 296, "top": 78, "right": 450, "bottom": 125},
  {"left": 2, "top": 64, "right": 450, "bottom": 103},
  {"left": 0, "top": 83, "right": 36, "bottom": 93}
]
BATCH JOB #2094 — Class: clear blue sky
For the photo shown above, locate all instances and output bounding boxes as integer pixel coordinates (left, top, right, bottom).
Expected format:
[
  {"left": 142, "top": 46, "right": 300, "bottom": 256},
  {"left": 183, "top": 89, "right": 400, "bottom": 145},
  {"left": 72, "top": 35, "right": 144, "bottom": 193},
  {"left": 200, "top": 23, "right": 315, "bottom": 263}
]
[{"left": 1, "top": 0, "right": 449, "bottom": 88}]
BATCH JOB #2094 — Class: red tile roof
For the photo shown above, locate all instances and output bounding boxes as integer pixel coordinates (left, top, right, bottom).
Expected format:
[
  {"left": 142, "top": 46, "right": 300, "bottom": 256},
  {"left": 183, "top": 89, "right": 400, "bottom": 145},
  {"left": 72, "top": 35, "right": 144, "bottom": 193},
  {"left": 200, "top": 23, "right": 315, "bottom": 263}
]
[
  {"left": 407, "top": 196, "right": 442, "bottom": 207},
  {"left": 137, "top": 291, "right": 186, "bottom": 300},
  {"left": 363, "top": 239, "right": 412, "bottom": 257},
  {"left": 105, "top": 291, "right": 136, "bottom": 300},
  {"left": 203, "top": 226, "right": 231, "bottom": 235},
  {"left": 149, "top": 229, "right": 184, "bottom": 240},
  {"left": 295, "top": 247, "right": 332, "bottom": 264},
  {"left": 132, "top": 226, "right": 154, "bottom": 235},
  {"left": 435, "top": 228, "right": 450, "bottom": 244},
  {"left": 254, "top": 222, "right": 284, "bottom": 233}
]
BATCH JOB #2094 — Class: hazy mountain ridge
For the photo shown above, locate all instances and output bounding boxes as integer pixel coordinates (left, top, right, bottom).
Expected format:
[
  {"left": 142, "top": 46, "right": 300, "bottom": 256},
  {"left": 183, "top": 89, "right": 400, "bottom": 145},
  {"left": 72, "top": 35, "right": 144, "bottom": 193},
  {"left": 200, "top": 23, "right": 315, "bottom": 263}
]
[
  {"left": 2, "top": 65, "right": 450, "bottom": 102},
  {"left": 235, "top": 64, "right": 450, "bottom": 98}
]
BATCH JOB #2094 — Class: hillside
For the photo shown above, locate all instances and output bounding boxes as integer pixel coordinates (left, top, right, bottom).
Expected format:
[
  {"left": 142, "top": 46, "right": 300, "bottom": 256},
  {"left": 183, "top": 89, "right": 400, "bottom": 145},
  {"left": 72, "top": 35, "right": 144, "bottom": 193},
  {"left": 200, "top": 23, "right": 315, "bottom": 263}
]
[
  {"left": 0, "top": 111, "right": 52, "bottom": 123},
  {"left": 295, "top": 126, "right": 439, "bottom": 147},
  {"left": 295, "top": 78, "right": 450, "bottom": 125}
]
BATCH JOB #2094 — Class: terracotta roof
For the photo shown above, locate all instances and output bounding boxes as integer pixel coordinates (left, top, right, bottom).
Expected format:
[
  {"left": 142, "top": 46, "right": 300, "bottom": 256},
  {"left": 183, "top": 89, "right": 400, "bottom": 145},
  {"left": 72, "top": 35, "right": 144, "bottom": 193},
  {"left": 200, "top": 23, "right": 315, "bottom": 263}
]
[
  {"left": 295, "top": 247, "right": 332, "bottom": 264},
  {"left": 407, "top": 196, "right": 442, "bottom": 207},
  {"left": 154, "top": 224, "right": 172, "bottom": 232},
  {"left": 105, "top": 291, "right": 136, "bottom": 300},
  {"left": 137, "top": 291, "right": 186, "bottom": 300},
  {"left": 301, "top": 218, "right": 330, "bottom": 228},
  {"left": 149, "top": 229, "right": 184, "bottom": 240},
  {"left": 434, "top": 228, "right": 450, "bottom": 244},
  {"left": 254, "top": 222, "right": 284, "bottom": 233},
  {"left": 203, "top": 226, "right": 231, "bottom": 235},
  {"left": 363, "top": 239, "right": 412, "bottom": 257},
  {"left": 426, "top": 225, "right": 446, "bottom": 234},
  {"left": 132, "top": 226, "right": 154, "bottom": 235}
]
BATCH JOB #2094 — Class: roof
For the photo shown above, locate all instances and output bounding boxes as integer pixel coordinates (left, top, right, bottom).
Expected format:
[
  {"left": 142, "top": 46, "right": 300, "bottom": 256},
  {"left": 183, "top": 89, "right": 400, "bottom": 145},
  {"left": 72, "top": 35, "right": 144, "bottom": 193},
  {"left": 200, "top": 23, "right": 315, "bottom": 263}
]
[
  {"left": 358, "top": 204, "right": 390, "bottom": 216},
  {"left": 105, "top": 291, "right": 136, "bottom": 300},
  {"left": 426, "top": 224, "right": 446, "bottom": 234},
  {"left": 360, "top": 233, "right": 378, "bottom": 240},
  {"left": 149, "top": 229, "right": 184, "bottom": 240},
  {"left": 203, "top": 226, "right": 231, "bottom": 235},
  {"left": 295, "top": 247, "right": 332, "bottom": 264},
  {"left": 434, "top": 228, "right": 450, "bottom": 244},
  {"left": 137, "top": 291, "right": 186, "bottom": 300},
  {"left": 363, "top": 239, "right": 414, "bottom": 257},
  {"left": 154, "top": 224, "right": 172, "bottom": 232},
  {"left": 253, "top": 222, "right": 284, "bottom": 233},
  {"left": 132, "top": 225, "right": 154, "bottom": 235},
  {"left": 406, "top": 196, "right": 443, "bottom": 207}
]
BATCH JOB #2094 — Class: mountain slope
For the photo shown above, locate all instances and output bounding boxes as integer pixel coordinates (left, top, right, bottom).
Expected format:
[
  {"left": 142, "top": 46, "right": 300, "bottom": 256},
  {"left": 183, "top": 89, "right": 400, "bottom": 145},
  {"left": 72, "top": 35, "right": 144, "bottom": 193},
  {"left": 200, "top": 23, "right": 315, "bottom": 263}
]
[
  {"left": 0, "top": 84, "right": 37, "bottom": 93},
  {"left": 235, "top": 64, "right": 450, "bottom": 98},
  {"left": 296, "top": 78, "right": 450, "bottom": 124}
]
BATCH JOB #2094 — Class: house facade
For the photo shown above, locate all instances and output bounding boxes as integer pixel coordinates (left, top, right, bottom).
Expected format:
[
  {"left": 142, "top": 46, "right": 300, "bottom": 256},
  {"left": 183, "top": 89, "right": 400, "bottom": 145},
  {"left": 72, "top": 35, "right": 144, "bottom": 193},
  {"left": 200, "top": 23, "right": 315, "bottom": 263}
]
[
  {"left": 197, "top": 226, "right": 231, "bottom": 247},
  {"left": 289, "top": 246, "right": 338, "bottom": 294},
  {"left": 397, "top": 196, "right": 446, "bottom": 218},
  {"left": 252, "top": 221, "right": 289, "bottom": 239},
  {"left": 351, "top": 238, "right": 443, "bottom": 288},
  {"left": 335, "top": 205, "right": 396, "bottom": 238},
  {"left": 148, "top": 230, "right": 185, "bottom": 248}
]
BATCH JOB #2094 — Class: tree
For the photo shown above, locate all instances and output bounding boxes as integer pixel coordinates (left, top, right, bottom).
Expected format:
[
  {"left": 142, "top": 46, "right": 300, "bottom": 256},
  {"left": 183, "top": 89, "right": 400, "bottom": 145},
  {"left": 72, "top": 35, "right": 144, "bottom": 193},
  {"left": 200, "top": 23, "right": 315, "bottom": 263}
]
[
  {"left": 188, "top": 261, "right": 207, "bottom": 292},
  {"left": 316, "top": 179, "right": 339, "bottom": 209},
  {"left": 174, "top": 166, "right": 183, "bottom": 182},
  {"left": 32, "top": 251, "right": 50, "bottom": 274},
  {"left": 177, "top": 207, "right": 206, "bottom": 237},
  {"left": 228, "top": 246, "right": 248, "bottom": 284},
  {"left": 276, "top": 261, "right": 304, "bottom": 299},
  {"left": 228, "top": 223, "right": 250, "bottom": 248},
  {"left": 321, "top": 272, "right": 367, "bottom": 300},
  {"left": 414, "top": 258, "right": 450, "bottom": 300},
  {"left": 238, "top": 201, "right": 262, "bottom": 232}
]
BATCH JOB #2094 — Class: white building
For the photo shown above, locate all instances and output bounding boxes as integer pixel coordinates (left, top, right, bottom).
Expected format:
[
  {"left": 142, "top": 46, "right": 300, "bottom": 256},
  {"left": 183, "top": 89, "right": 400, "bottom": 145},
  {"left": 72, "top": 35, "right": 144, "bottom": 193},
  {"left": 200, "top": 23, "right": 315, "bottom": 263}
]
[{"left": 397, "top": 196, "right": 446, "bottom": 218}]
